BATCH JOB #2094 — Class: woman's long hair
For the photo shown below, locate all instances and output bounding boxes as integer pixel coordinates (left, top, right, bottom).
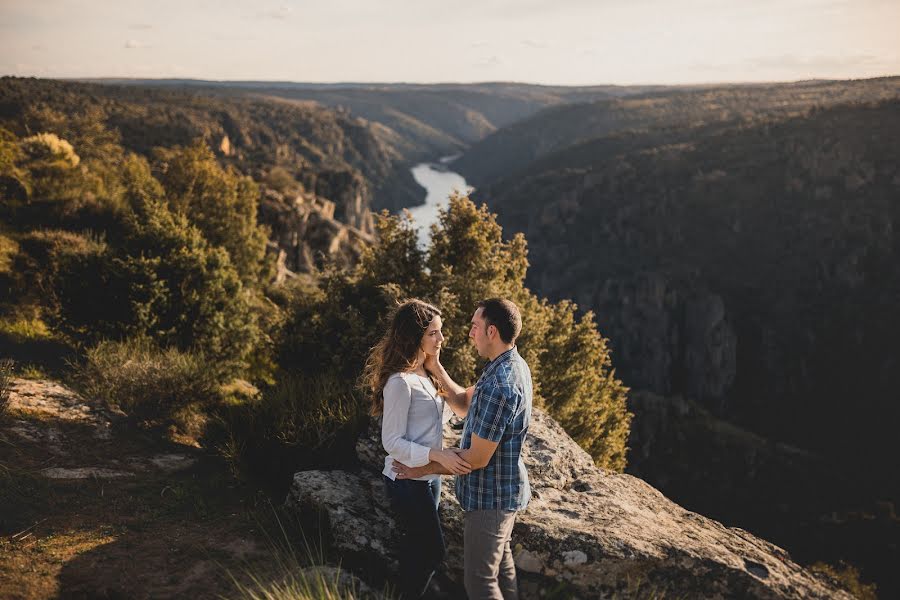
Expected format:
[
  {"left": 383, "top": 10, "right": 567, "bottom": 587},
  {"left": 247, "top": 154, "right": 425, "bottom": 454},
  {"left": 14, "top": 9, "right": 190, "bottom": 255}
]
[{"left": 362, "top": 299, "right": 442, "bottom": 416}]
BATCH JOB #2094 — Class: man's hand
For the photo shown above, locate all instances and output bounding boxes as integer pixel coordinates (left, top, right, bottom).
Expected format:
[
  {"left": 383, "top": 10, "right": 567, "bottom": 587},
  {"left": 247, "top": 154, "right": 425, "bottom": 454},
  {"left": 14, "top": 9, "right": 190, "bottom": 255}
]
[
  {"left": 429, "top": 448, "right": 472, "bottom": 475},
  {"left": 424, "top": 347, "right": 440, "bottom": 375}
]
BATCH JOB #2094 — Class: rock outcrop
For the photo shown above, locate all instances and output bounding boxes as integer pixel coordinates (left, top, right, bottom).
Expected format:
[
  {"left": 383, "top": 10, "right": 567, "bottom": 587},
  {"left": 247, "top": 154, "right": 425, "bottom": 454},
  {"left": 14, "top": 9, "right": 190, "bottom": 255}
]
[
  {"left": 285, "top": 408, "right": 849, "bottom": 599},
  {"left": 585, "top": 272, "right": 737, "bottom": 407},
  {"left": 258, "top": 188, "right": 373, "bottom": 277},
  {"left": 298, "top": 168, "right": 375, "bottom": 235}
]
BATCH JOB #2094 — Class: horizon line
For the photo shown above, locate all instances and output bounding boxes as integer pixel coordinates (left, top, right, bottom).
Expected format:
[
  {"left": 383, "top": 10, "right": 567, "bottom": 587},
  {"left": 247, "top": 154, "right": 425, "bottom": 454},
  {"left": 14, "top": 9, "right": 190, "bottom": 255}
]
[{"left": 4, "top": 73, "right": 900, "bottom": 89}]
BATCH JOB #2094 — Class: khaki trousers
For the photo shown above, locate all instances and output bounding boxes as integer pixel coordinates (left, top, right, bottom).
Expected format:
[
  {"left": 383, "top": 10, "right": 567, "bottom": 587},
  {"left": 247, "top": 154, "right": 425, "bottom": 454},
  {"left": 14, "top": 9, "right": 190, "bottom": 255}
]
[{"left": 463, "top": 509, "right": 519, "bottom": 600}]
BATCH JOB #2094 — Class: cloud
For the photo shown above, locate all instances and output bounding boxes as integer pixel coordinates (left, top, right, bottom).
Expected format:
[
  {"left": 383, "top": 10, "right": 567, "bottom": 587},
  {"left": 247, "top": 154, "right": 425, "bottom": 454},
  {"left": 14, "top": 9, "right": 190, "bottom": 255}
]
[
  {"left": 475, "top": 55, "right": 502, "bottom": 68},
  {"left": 690, "top": 53, "right": 895, "bottom": 81},
  {"left": 748, "top": 53, "right": 882, "bottom": 71},
  {"left": 257, "top": 5, "right": 293, "bottom": 20}
]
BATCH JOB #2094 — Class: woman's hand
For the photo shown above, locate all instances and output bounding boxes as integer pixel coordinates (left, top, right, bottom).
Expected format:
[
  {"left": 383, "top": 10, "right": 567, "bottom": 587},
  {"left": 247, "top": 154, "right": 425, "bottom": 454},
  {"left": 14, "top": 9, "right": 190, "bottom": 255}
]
[
  {"left": 393, "top": 460, "right": 420, "bottom": 479},
  {"left": 429, "top": 448, "right": 472, "bottom": 475}
]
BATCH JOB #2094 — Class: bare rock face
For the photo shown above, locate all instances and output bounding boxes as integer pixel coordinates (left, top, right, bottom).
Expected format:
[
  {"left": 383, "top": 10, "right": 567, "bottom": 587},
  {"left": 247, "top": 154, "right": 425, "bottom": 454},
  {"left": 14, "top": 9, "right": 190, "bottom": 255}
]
[
  {"left": 299, "top": 168, "right": 375, "bottom": 235},
  {"left": 589, "top": 272, "right": 737, "bottom": 409},
  {"left": 285, "top": 408, "right": 848, "bottom": 599},
  {"left": 258, "top": 188, "right": 373, "bottom": 276}
]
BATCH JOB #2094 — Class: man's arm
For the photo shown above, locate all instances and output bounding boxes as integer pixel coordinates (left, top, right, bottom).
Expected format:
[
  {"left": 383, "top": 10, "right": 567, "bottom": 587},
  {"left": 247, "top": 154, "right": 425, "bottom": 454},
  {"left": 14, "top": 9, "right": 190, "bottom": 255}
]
[
  {"left": 394, "top": 434, "right": 500, "bottom": 478},
  {"left": 425, "top": 354, "right": 473, "bottom": 418}
]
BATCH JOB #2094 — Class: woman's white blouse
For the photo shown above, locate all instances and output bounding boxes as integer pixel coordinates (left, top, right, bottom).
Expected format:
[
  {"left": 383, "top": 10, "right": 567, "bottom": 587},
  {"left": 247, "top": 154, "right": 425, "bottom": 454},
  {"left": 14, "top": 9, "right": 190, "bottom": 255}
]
[{"left": 381, "top": 372, "right": 449, "bottom": 481}]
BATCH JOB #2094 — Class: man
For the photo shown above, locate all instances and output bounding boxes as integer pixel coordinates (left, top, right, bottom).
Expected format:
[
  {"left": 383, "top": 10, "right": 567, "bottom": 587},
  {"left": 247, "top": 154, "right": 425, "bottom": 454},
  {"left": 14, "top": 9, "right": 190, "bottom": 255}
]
[{"left": 394, "top": 298, "right": 533, "bottom": 600}]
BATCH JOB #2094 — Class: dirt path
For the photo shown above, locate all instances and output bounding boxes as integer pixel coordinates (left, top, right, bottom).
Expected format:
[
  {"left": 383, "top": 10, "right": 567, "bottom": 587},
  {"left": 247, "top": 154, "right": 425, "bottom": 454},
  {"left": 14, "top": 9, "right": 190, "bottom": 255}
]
[{"left": 0, "top": 378, "right": 279, "bottom": 599}]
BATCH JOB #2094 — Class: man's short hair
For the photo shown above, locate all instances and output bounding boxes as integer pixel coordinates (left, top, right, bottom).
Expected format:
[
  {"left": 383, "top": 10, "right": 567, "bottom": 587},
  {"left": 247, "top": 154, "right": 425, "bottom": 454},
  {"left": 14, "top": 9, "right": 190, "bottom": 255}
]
[{"left": 477, "top": 298, "right": 522, "bottom": 344}]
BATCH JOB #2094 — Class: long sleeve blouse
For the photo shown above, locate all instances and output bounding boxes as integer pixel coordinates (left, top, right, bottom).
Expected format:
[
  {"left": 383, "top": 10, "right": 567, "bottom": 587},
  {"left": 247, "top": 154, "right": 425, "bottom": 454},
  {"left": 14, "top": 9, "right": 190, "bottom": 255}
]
[{"left": 381, "top": 371, "right": 448, "bottom": 481}]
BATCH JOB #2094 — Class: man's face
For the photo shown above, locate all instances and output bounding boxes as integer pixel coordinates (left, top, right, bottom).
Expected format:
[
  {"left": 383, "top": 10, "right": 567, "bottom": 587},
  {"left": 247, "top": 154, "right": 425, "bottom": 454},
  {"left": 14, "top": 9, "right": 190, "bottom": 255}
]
[{"left": 469, "top": 308, "right": 491, "bottom": 358}]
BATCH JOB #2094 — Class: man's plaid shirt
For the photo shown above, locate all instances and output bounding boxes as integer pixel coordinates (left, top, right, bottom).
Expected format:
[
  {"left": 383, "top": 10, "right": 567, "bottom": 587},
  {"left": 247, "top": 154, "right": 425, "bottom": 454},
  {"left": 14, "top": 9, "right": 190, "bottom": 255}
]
[{"left": 455, "top": 347, "right": 533, "bottom": 512}]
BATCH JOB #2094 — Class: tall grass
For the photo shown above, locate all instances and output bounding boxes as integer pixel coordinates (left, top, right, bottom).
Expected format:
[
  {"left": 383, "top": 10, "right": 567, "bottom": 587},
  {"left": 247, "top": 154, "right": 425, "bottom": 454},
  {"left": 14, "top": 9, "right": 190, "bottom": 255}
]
[
  {"left": 76, "top": 337, "right": 219, "bottom": 422},
  {"left": 216, "top": 372, "right": 365, "bottom": 486},
  {"left": 226, "top": 507, "right": 387, "bottom": 600}
]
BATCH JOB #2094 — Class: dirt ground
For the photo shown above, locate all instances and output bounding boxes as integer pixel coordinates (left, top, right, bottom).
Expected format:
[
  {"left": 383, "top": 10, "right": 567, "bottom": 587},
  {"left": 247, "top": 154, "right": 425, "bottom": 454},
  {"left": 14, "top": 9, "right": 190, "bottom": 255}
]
[{"left": 0, "top": 378, "right": 290, "bottom": 600}]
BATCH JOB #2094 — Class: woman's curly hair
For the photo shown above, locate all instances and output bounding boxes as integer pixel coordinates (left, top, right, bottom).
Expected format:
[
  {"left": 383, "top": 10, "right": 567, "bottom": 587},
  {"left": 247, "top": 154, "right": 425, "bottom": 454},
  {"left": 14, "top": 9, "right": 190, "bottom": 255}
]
[{"left": 361, "top": 299, "right": 442, "bottom": 416}]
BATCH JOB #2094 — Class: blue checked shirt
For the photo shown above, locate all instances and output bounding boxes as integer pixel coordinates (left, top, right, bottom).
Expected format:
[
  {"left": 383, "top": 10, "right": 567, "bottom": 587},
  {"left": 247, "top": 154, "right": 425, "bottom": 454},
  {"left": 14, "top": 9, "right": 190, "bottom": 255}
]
[{"left": 455, "top": 347, "right": 533, "bottom": 512}]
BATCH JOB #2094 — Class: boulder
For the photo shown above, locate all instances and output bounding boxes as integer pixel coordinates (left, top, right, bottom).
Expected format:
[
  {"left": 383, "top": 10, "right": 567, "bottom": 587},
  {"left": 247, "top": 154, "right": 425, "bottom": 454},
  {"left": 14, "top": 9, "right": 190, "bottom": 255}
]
[{"left": 285, "top": 408, "right": 848, "bottom": 599}]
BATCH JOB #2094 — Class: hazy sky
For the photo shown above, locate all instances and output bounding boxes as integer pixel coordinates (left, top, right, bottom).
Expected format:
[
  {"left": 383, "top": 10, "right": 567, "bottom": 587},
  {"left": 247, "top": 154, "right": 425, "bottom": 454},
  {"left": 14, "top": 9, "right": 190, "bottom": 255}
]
[{"left": 2, "top": 0, "right": 898, "bottom": 85}]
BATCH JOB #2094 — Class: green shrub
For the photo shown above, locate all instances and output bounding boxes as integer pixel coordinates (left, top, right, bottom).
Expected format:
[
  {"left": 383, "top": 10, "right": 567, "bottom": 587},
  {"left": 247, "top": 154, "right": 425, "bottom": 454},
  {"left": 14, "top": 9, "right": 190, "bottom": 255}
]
[
  {"left": 219, "top": 372, "right": 365, "bottom": 483},
  {"left": 13, "top": 229, "right": 119, "bottom": 342},
  {"left": 77, "top": 337, "right": 220, "bottom": 422},
  {"left": 809, "top": 562, "right": 877, "bottom": 600},
  {"left": 154, "top": 141, "right": 271, "bottom": 285},
  {"left": 116, "top": 181, "right": 262, "bottom": 366}
]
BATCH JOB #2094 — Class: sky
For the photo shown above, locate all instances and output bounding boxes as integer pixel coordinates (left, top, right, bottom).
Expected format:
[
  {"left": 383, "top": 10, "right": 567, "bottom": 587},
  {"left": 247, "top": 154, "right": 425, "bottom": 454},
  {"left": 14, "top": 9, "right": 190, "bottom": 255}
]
[{"left": 2, "top": 0, "right": 899, "bottom": 86}]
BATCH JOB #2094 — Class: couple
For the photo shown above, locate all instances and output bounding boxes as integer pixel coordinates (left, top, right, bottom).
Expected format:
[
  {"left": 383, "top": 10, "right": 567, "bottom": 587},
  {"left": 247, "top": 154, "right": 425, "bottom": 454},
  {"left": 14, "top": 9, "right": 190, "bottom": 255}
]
[{"left": 362, "top": 298, "right": 532, "bottom": 600}]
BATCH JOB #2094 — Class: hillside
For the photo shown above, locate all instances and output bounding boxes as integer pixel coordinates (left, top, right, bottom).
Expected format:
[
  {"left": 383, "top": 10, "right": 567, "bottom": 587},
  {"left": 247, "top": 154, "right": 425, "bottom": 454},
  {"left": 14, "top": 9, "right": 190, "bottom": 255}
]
[
  {"left": 455, "top": 77, "right": 900, "bottom": 187},
  {"left": 85, "top": 79, "right": 661, "bottom": 157},
  {"left": 0, "top": 77, "right": 417, "bottom": 224},
  {"left": 474, "top": 99, "right": 900, "bottom": 596}
]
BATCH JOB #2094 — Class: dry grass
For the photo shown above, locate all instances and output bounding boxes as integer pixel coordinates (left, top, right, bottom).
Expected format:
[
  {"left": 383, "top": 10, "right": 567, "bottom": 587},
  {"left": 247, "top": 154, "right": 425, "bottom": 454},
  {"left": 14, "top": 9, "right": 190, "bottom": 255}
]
[
  {"left": 0, "top": 395, "right": 282, "bottom": 599},
  {"left": 0, "top": 230, "right": 18, "bottom": 274},
  {"left": 0, "top": 358, "right": 13, "bottom": 419},
  {"left": 76, "top": 337, "right": 219, "bottom": 423}
]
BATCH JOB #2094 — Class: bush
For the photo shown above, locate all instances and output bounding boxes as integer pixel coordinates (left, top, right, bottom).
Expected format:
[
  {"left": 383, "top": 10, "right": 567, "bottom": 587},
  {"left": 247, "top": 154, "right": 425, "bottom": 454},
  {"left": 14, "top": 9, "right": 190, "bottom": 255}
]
[
  {"left": 154, "top": 141, "right": 271, "bottom": 285},
  {"left": 117, "top": 180, "right": 262, "bottom": 367},
  {"left": 219, "top": 372, "right": 365, "bottom": 484},
  {"left": 13, "top": 229, "right": 119, "bottom": 342},
  {"left": 809, "top": 562, "right": 877, "bottom": 600},
  {"left": 77, "top": 337, "right": 220, "bottom": 423}
]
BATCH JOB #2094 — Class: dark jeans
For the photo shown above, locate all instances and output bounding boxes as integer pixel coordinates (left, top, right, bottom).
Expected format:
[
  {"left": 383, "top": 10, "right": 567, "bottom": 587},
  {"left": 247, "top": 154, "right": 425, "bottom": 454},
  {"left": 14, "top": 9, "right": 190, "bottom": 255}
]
[{"left": 384, "top": 476, "right": 446, "bottom": 599}]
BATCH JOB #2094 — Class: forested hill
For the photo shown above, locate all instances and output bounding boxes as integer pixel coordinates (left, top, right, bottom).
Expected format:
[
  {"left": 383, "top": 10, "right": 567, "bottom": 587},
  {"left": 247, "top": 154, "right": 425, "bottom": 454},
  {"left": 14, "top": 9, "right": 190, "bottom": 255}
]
[
  {"left": 455, "top": 76, "right": 900, "bottom": 187},
  {"left": 474, "top": 98, "right": 900, "bottom": 594},
  {"left": 79, "top": 79, "right": 662, "bottom": 172},
  {"left": 483, "top": 97, "right": 900, "bottom": 467},
  {"left": 0, "top": 77, "right": 421, "bottom": 219}
]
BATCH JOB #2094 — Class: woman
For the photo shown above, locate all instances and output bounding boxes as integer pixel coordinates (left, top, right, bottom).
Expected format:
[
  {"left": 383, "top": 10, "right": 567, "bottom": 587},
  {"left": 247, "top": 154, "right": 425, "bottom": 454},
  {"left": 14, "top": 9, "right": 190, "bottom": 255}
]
[{"left": 362, "top": 299, "right": 471, "bottom": 599}]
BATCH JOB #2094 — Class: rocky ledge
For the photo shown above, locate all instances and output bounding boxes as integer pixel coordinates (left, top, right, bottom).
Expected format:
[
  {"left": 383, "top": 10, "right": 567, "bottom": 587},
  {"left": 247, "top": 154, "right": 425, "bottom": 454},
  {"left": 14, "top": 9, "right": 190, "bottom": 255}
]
[{"left": 285, "top": 409, "right": 849, "bottom": 599}]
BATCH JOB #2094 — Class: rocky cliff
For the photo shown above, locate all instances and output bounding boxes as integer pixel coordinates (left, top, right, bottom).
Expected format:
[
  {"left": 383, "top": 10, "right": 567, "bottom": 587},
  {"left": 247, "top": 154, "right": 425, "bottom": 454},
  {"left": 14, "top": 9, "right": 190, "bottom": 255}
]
[
  {"left": 285, "top": 409, "right": 850, "bottom": 599},
  {"left": 258, "top": 188, "right": 373, "bottom": 279}
]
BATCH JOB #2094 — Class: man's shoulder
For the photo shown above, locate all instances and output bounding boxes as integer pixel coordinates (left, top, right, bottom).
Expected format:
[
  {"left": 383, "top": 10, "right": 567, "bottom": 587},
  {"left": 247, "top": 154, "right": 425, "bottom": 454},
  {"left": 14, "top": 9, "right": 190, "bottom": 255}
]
[{"left": 494, "top": 353, "right": 531, "bottom": 384}]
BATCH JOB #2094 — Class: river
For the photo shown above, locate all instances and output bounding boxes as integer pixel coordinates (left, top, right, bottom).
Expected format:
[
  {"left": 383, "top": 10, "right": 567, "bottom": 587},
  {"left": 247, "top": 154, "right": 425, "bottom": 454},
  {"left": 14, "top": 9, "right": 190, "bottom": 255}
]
[{"left": 407, "top": 156, "right": 472, "bottom": 248}]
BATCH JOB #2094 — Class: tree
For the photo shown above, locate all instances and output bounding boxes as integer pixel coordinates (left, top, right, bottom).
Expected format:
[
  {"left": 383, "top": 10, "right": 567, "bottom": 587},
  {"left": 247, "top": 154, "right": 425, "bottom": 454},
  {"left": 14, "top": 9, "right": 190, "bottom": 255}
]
[
  {"left": 277, "top": 193, "right": 633, "bottom": 470},
  {"left": 154, "top": 141, "right": 271, "bottom": 285},
  {"left": 117, "top": 169, "right": 260, "bottom": 368}
]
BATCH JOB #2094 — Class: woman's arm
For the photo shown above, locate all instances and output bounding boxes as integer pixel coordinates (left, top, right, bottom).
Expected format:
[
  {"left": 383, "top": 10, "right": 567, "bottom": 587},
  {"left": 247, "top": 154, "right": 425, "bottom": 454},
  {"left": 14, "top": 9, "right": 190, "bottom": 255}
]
[
  {"left": 382, "top": 375, "right": 472, "bottom": 474},
  {"left": 394, "top": 436, "right": 498, "bottom": 478}
]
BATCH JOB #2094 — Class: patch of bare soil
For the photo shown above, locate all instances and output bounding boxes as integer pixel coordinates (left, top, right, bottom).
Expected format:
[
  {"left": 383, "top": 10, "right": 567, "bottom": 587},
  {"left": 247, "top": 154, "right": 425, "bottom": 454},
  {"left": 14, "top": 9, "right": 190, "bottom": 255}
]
[{"left": 0, "top": 378, "right": 285, "bottom": 600}]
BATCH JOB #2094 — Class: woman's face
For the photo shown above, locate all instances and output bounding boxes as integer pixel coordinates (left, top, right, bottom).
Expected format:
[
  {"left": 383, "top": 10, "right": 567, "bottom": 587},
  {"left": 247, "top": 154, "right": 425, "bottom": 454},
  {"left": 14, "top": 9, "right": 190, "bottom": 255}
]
[{"left": 420, "top": 315, "right": 444, "bottom": 356}]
